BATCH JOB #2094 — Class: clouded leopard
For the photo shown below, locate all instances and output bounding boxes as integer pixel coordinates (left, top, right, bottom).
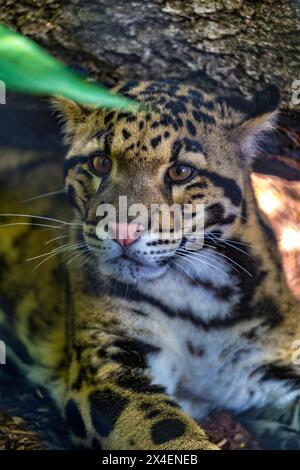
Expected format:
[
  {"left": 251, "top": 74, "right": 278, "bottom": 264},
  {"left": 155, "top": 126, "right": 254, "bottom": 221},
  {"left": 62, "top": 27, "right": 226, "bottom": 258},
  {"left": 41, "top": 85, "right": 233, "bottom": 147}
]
[{"left": 0, "top": 80, "right": 300, "bottom": 450}]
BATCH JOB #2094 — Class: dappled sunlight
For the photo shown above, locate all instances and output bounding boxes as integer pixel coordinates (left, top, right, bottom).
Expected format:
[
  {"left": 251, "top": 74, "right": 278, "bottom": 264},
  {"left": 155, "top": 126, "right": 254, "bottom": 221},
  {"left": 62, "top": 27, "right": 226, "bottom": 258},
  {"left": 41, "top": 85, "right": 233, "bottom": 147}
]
[{"left": 252, "top": 173, "right": 300, "bottom": 301}]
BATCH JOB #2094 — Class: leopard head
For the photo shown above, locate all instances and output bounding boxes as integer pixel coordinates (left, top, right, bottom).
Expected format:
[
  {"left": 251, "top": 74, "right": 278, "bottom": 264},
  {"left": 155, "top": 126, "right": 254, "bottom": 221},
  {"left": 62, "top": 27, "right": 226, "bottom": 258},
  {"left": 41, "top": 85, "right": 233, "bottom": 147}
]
[{"left": 54, "top": 80, "right": 280, "bottom": 283}]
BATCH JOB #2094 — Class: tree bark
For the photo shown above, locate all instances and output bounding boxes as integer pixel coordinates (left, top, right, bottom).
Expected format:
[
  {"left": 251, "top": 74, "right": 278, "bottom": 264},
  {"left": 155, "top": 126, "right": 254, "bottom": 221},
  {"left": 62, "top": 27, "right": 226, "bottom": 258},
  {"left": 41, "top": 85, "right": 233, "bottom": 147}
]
[{"left": 0, "top": 0, "right": 300, "bottom": 110}]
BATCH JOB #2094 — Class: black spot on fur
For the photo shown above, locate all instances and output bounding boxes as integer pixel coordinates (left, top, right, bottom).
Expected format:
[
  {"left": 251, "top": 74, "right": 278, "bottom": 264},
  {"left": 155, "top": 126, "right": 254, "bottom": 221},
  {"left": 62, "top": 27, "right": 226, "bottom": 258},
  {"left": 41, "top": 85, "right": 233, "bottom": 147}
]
[
  {"left": 184, "top": 138, "right": 203, "bottom": 154},
  {"left": 257, "top": 298, "right": 283, "bottom": 329},
  {"left": 151, "top": 419, "right": 186, "bottom": 444},
  {"left": 160, "top": 113, "right": 174, "bottom": 127},
  {"left": 191, "top": 193, "right": 205, "bottom": 200},
  {"left": 65, "top": 399, "right": 86, "bottom": 438},
  {"left": 200, "top": 170, "right": 242, "bottom": 206},
  {"left": 144, "top": 84, "right": 161, "bottom": 94},
  {"left": 205, "top": 202, "right": 225, "bottom": 227},
  {"left": 191, "top": 97, "right": 203, "bottom": 109},
  {"left": 77, "top": 167, "right": 93, "bottom": 179},
  {"left": 126, "top": 115, "right": 137, "bottom": 123},
  {"left": 170, "top": 139, "right": 182, "bottom": 161},
  {"left": 104, "top": 131, "right": 114, "bottom": 155},
  {"left": 188, "top": 88, "right": 203, "bottom": 100},
  {"left": 187, "top": 341, "right": 205, "bottom": 357},
  {"left": 125, "top": 143, "right": 135, "bottom": 154},
  {"left": 66, "top": 184, "right": 81, "bottom": 212},
  {"left": 166, "top": 100, "right": 187, "bottom": 115},
  {"left": 186, "top": 181, "right": 208, "bottom": 190},
  {"left": 242, "top": 326, "right": 260, "bottom": 340},
  {"left": 72, "top": 367, "right": 87, "bottom": 391},
  {"left": 151, "top": 121, "right": 161, "bottom": 129},
  {"left": 116, "top": 372, "right": 165, "bottom": 394},
  {"left": 104, "top": 111, "right": 115, "bottom": 125},
  {"left": 221, "top": 214, "right": 237, "bottom": 225},
  {"left": 186, "top": 120, "right": 197, "bottom": 136},
  {"left": 146, "top": 409, "right": 161, "bottom": 419},
  {"left": 168, "top": 84, "right": 180, "bottom": 95},
  {"left": 117, "top": 80, "right": 140, "bottom": 95},
  {"left": 216, "top": 285, "right": 235, "bottom": 300},
  {"left": 188, "top": 277, "right": 234, "bottom": 301},
  {"left": 192, "top": 110, "right": 215, "bottom": 125},
  {"left": 162, "top": 399, "right": 180, "bottom": 408},
  {"left": 63, "top": 155, "right": 87, "bottom": 177},
  {"left": 176, "top": 116, "right": 183, "bottom": 128},
  {"left": 109, "top": 337, "right": 159, "bottom": 368},
  {"left": 261, "top": 364, "right": 300, "bottom": 389},
  {"left": 204, "top": 101, "right": 215, "bottom": 111},
  {"left": 92, "top": 130, "right": 107, "bottom": 140},
  {"left": 139, "top": 402, "right": 152, "bottom": 411},
  {"left": 122, "top": 129, "right": 131, "bottom": 140},
  {"left": 90, "top": 389, "right": 129, "bottom": 437},
  {"left": 117, "top": 112, "right": 130, "bottom": 121},
  {"left": 216, "top": 95, "right": 250, "bottom": 117},
  {"left": 151, "top": 135, "right": 162, "bottom": 149}
]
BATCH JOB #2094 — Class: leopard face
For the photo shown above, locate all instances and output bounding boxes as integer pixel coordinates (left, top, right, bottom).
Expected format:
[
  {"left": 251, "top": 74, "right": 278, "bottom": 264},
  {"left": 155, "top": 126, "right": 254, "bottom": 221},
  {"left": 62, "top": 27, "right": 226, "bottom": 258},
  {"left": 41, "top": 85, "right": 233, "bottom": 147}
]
[{"left": 55, "top": 80, "right": 279, "bottom": 283}]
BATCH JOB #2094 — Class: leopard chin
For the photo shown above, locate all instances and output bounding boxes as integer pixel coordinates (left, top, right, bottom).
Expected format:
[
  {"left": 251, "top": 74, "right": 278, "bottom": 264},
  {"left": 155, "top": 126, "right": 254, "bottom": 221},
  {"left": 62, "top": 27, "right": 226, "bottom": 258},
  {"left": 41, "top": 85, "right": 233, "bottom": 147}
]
[{"left": 98, "top": 255, "right": 168, "bottom": 283}]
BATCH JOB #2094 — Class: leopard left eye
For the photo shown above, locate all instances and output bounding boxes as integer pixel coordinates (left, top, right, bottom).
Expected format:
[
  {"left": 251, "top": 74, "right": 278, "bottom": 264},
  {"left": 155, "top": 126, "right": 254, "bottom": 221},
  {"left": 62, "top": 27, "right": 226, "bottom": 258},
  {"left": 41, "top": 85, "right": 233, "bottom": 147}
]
[{"left": 167, "top": 164, "right": 195, "bottom": 183}]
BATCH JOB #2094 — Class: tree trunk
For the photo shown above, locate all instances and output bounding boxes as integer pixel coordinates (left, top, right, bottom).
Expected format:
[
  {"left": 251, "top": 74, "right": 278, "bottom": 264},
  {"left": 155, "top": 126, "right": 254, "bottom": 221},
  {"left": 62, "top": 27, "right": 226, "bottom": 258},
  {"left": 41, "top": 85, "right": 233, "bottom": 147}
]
[{"left": 1, "top": 0, "right": 300, "bottom": 110}]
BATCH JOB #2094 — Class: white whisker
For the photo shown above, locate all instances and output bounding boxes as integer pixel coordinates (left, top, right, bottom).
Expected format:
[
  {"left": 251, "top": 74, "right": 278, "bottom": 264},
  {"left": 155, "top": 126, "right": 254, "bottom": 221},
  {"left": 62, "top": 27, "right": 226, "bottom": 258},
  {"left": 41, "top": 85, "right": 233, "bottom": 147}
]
[
  {"left": 175, "top": 249, "right": 230, "bottom": 278},
  {"left": 0, "top": 222, "right": 64, "bottom": 230},
  {"left": 205, "top": 236, "right": 253, "bottom": 257},
  {"left": 66, "top": 249, "right": 87, "bottom": 265},
  {"left": 45, "top": 234, "right": 69, "bottom": 245},
  {"left": 204, "top": 247, "right": 252, "bottom": 277},
  {"left": 31, "top": 242, "right": 86, "bottom": 271},
  {"left": 23, "top": 189, "right": 66, "bottom": 202},
  {"left": 0, "top": 213, "right": 80, "bottom": 226},
  {"left": 26, "top": 242, "right": 86, "bottom": 262},
  {"left": 168, "top": 258, "right": 197, "bottom": 283}
]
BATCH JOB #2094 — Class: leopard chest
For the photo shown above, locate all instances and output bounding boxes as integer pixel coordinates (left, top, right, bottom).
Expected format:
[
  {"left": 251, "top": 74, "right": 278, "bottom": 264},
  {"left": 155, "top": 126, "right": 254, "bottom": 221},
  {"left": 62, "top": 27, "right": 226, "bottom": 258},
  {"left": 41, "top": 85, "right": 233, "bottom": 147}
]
[
  {"left": 146, "top": 318, "right": 265, "bottom": 419},
  {"left": 126, "top": 263, "right": 279, "bottom": 419}
]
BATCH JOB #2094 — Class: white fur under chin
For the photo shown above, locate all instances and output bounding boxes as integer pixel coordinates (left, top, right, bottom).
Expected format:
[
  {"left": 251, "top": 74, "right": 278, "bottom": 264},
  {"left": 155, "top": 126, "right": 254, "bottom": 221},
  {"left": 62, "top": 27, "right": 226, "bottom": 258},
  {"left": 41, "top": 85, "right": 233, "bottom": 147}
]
[{"left": 138, "top": 250, "right": 240, "bottom": 322}]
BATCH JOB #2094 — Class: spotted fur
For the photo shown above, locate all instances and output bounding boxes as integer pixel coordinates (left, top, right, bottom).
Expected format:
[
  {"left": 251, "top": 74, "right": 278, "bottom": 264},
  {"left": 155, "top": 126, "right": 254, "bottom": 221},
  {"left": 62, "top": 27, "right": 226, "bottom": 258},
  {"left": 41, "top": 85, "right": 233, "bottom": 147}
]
[{"left": 1, "top": 80, "right": 300, "bottom": 449}]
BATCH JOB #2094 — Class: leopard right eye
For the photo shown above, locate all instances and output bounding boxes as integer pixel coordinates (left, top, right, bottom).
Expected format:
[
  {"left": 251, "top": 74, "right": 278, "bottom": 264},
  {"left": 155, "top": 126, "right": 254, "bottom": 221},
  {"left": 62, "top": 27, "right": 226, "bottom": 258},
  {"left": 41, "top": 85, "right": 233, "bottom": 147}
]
[{"left": 89, "top": 154, "right": 112, "bottom": 176}]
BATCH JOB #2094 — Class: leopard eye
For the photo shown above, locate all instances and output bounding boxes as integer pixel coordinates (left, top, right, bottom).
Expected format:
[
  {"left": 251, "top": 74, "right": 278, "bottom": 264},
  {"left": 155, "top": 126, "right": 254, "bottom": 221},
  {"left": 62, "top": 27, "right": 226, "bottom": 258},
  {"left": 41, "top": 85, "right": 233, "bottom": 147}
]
[
  {"left": 167, "top": 164, "right": 194, "bottom": 183},
  {"left": 89, "top": 154, "right": 112, "bottom": 176}
]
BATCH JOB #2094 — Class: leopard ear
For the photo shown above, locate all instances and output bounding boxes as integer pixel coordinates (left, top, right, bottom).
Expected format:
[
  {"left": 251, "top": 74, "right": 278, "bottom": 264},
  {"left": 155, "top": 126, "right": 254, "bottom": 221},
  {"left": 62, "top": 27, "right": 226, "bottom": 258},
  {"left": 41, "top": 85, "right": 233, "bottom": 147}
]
[
  {"left": 51, "top": 96, "right": 92, "bottom": 144},
  {"left": 232, "top": 85, "right": 280, "bottom": 160}
]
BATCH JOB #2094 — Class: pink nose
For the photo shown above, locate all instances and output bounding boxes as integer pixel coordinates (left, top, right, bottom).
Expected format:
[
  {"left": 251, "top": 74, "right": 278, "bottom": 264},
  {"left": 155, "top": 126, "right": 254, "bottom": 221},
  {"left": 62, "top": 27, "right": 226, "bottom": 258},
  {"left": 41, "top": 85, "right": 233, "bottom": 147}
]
[{"left": 108, "top": 222, "right": 145, "bottom": 247}]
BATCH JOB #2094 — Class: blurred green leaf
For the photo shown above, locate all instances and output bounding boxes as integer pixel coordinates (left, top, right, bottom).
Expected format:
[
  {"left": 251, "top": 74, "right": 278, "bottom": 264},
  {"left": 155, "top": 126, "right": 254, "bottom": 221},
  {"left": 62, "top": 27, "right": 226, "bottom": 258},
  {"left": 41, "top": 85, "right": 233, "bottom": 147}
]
[{"left": 0, "top": 24, "right": 138, "bottom": 110}]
